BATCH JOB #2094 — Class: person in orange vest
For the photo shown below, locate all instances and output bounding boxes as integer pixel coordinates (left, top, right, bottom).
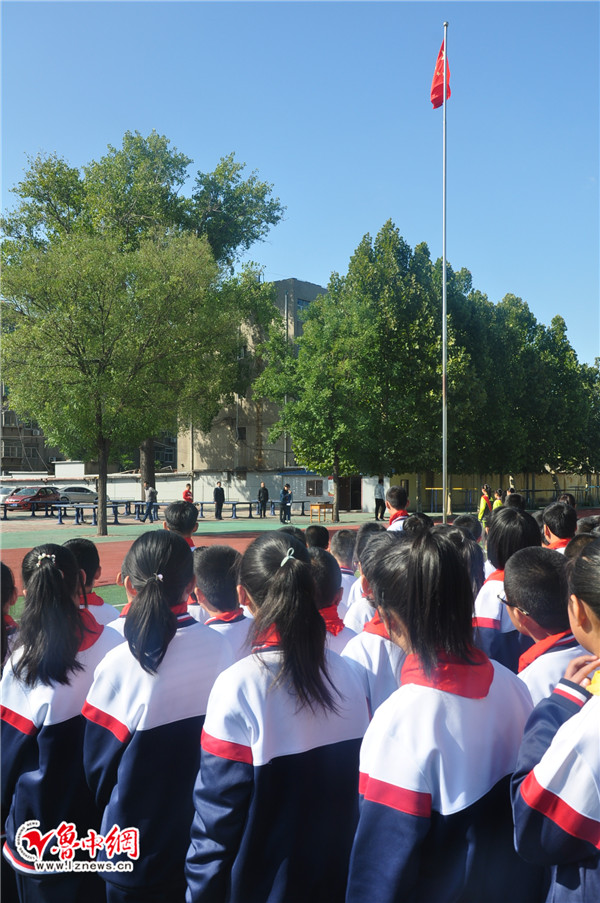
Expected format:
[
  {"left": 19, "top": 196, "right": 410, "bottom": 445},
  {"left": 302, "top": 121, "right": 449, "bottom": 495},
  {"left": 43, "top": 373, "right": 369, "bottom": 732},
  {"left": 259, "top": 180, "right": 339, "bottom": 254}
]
[{"left": 478, "top": 484, "right": 493, "bottom": 526}]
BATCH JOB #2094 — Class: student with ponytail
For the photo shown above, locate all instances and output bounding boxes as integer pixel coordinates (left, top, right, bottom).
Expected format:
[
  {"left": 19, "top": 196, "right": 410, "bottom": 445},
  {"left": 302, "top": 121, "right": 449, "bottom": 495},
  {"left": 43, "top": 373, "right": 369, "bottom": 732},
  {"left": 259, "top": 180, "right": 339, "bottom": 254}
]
[
  {"left": 346, "top": 530, "right": 544, "bottom": 903},
  {"left": 82, "top": 531, "right": 232, "bottom": 903},
  {"left": 1, "top": 544, "right": 122, "bottom": 903},
  {"left": 185, "top": 532, "right": 369, "bottom": 903}
]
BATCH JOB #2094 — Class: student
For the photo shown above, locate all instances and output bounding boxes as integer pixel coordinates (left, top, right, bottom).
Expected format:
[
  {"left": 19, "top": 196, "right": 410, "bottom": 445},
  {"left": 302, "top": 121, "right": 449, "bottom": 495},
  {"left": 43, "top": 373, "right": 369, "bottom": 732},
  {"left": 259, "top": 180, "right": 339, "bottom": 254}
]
[
  {"left": 472, "top": 506, "right": 541, "bottom": 672},
  {"left": 558, "top": 491, "right": 576, "bottom": 509},
  {"left": 542, "top": 500, "right": 578, "bottom": 553},
  {"left": 308, "top": 547, "right": 356, "bottom": 654},
  {"left": 163, "top": 499, "right": 199, "bottom": 548},
  {"left": 183, "top": 483, "right": 194, "bottom": 503},
  {"left": 278, "top": 524, "right": 306, "bottom": 546},
  {"left": 438, "top": 524, "right": 485, "bottom": 603},
  {"left": 346, "top": 530, "right": 542, "bottom": 903},
  {"left": 493, "top": 488, "right": 504, "bottom": 510},
  {"left": 385, "top": 485, "right": 409, "bottom": 532},
  {"left": 452, "top": 513, "right": 483, "bottom": 544},
  {"left": 1, "top": 561, "right": 18, "bottom": 670},
  {"left": 564, "top": 532, "right": 596, "bottom": 560},
  {"left": 342, "top": 532, "right": 409, "bottom": 716},
  {"left": 329, "top": 529, "right": 358, "bottom": 618},
  {"left": 82, "top": 532, "right": 233, "bottom": 903},
  {"left": 505, "top": 492, "right": 527, "bottom": 511},
  {"left": 64, "top": 537, "right": 119, "bottom": 626},
  {"left": 1, "top": 544, "right": 122, "bottom": 903},
  {"left": 191, "top": 545, "right": 252, "bottom": 662},
  {"left": 343, "top": 522, "right": 386, "bottom": 632},
  {"left": 511, "top": 539, "right": 600, "bottom": 903},
  {"left": 504, "top": 547, "right": 587, "bottom": 705},
  {"left": 185, "top": 533, "right": 369, "bottom": 903},
  {"left": 402, "top": 511, "right": 433, "bottom": 538},
  {"left": 305, "top": 523, "right": 330, "bottom": 550}
]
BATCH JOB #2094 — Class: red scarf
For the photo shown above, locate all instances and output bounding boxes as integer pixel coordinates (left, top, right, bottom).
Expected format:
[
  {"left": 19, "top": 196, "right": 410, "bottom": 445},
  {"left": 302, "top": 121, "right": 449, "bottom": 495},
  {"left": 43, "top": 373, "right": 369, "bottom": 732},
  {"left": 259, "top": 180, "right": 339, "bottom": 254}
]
[
  {"left": 389, "top": 510, "right": 408, "bottom": 527},
  {"left": 518, "top": 631, "right": 574, "bottom": 673},
  {"left": 78, "top": 608, "right": 104, "bottom": 650},
  {"left": 484, "top": 569, "right": 504, "bottom": 585},
  {"left": 362, "top": 611, "right": 390, "bottom": 639},
  {"left": 205, "top": 609, "right": 245, "bottom": 625},
  {"left": 80, "top": 591, "right": 104, "bottom": 607},
  {"left": 547, "top": 538, "right": 570, "bottom": 551},
  {"left": 3, "top": 613, "right": 18, "bottom": 629},
  {"left": 320, "top": 604, "right": 345, "bottom": 636},
  {"left": 401, "top": 648, "right": 493, "bottom": 698},
  {"left": 252, "top": 625, "right": 281, "bottom": 651}
]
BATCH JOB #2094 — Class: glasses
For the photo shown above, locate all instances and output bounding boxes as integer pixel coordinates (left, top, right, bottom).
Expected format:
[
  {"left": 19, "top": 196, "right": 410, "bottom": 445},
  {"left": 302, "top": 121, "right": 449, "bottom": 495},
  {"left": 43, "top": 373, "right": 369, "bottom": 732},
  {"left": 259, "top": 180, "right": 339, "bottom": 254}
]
[{"left": 497, "top": 593, "right": 530, "bottom": 616}]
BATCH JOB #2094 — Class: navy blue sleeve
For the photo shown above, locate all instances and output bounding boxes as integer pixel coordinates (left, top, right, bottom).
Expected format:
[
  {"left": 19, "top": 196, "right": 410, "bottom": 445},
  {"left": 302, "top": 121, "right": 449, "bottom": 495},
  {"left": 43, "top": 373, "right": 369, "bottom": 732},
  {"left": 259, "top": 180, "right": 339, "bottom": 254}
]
[
  {"left": 473, "top": 625, "right": 521, "bottom": 672},
  {"left": 1, "top": 718, "right": 38, "bottom": 825},
  {"left": 185, "top": 750, "right": 254, "bottom": 903},
  {"left": 83, "top": 717, "right": 128, "bottom": 811}
]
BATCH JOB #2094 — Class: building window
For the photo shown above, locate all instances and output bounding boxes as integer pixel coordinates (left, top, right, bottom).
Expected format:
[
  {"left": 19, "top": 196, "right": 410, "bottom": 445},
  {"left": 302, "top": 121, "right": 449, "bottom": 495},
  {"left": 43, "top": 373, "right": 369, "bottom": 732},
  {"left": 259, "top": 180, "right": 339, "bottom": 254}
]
[
  {"left": 306, "top": 479, "right": 323, "bottom": 496},
  {"left": 296, "top": 298, "right": 310, "bottom": 318},
  {"left": 162, "top": 448, "right": 174, "bottom": 463},
  {"left": 236, "top": 427, "right": 247, "bottom": 442},
  {"left": 2, "top": 444, "right": 19, "bottom": 458}
]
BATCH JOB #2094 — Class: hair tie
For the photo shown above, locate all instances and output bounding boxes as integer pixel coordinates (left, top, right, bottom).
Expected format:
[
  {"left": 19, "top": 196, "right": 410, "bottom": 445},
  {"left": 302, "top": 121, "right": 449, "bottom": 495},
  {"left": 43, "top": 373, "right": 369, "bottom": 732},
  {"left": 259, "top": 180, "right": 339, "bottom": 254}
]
[
  {"left": 36, "top": 552, "right": 56, "bottom": 568},
  {"left": 280, "top": 548, "right": 295, "bottom": 567},
  {"left": 153, "top": 573, "right": 164, "bottom": 582}
]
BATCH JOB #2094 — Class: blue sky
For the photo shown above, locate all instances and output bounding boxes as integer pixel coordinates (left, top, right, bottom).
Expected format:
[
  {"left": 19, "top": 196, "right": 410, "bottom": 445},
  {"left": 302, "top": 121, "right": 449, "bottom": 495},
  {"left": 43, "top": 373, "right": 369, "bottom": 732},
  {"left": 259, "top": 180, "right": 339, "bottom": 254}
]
[{"left": 2, "top": 0, "right": 599, "bottom": 365}]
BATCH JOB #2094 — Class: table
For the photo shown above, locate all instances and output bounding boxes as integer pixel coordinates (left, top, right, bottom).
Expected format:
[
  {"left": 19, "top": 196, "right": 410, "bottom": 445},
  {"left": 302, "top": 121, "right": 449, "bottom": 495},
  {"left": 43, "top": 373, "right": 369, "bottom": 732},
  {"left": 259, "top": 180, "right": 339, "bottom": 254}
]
[{"left": 310, "top": 502, "right": 334, "bottom": 522}]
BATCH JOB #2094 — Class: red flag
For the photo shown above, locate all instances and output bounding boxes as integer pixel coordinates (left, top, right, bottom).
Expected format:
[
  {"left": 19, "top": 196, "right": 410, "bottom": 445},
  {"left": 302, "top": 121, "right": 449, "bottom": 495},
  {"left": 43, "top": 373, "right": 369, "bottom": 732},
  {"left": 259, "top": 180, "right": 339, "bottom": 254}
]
[{"left": 430, "top": 40, "right": 450, "bottom": 109}]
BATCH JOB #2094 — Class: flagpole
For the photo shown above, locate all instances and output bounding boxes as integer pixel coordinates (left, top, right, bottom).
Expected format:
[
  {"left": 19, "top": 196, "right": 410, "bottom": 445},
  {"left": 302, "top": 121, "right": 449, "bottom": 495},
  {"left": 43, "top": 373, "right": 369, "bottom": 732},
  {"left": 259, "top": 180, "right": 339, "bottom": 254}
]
[{"left": 442, "top": 21, "right": 448, "bottom": 524}]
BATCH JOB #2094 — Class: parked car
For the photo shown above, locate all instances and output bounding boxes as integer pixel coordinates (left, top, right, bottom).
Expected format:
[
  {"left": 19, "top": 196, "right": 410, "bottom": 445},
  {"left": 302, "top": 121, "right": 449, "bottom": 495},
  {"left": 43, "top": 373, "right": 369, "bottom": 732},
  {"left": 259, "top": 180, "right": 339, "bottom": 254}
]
[
  {"left": 3, "top": 486, "right": 62, "bottom": 510},
  {"left": 58, "top": 485, "right": 102, "bottom": 504},
  {"left": 0, "top": 486, "right": 22, "bottom": 503}
]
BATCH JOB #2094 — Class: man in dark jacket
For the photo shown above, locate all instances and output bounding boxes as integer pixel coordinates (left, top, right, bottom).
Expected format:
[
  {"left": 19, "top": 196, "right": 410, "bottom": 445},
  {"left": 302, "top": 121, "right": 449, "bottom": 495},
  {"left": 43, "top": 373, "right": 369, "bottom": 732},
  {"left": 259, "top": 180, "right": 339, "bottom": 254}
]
[
  {"left": 214, "top": 481, "right": 225, "bottom": 520},
  {"left": 258, "top": 482, "right": 269, "bottom": 518}
]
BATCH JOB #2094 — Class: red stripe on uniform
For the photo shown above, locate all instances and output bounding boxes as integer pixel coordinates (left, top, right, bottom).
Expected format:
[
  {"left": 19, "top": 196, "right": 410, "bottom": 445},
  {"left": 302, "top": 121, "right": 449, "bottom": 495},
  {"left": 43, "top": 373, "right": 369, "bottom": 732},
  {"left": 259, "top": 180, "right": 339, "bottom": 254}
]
[
  {"left": 1, "top": 706, "right": 37, "bottom": 736},
  {"left": 201, "top": 728, "right": 253, "bottom": 764},
  {"left": 521, "top": 771, "right": 600, "bottom": 849},
  {"left": 82, "top": 701, "right": 131, "bottom": 743},
  {"left": 472, "top": 617, "right": 500, "bottom": 630},
  {"left": 359, "top": 772, "right": 432, "bottom": 817}
]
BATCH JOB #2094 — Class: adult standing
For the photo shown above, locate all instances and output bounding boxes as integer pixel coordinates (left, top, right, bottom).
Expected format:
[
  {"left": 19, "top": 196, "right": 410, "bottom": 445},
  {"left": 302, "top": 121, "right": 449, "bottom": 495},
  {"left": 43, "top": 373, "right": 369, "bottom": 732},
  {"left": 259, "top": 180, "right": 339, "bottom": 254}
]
[
  {"left": 284, "top": 483, "right": 293, "bottom": 523},
  {"left": 279, "top": 485, "right": 289, "bottom": 524},
  {"left": 213, "top": 481, "right": 225, "bottom": 520},
  {"left": 374, "top": 479, "right": 386, "bottom": 521},
  {"left": 257, "top": 482, "right": 269, "bottom": 519},
  {"left": 140, "top": 481, "right": 157, "bottom": 523},
  {"left": 183, "top": 483, "right": 193, "bottom": 504}
]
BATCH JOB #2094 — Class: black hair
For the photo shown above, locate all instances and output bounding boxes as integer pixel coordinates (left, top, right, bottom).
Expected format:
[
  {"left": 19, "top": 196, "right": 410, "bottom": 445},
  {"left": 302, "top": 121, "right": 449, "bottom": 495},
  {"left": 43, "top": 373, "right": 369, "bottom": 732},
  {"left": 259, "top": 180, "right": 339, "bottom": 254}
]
[
  {"left": 164, "top": 500, "right": 199, "bottom": 535},
  {"left": 362, "top": 530, "right": 475, "bottom": 675},
  {"left": 239, "top": 532, "right": 337, "bottom": 712},
  {"left": 13, "top": 544, "right": 86, "bottom": 687},
  {"left": 564, "top": 533, "right": 597, "bottom": 561},
  {"left": 305, "top": 524, "right": 330, "bottom": 550},
  {"left": 567, "top": 537, "right": 600, "bottom": 621},
  {"left": 402, "top": 512, "right": 433, "bottom": 538},
  {"left": 432, "top": 524, "right": 485, "bottom": 602},
  {"left": 577, "top": 515, "right": 600, "bottom": 535},
  {"left": 353, "top": 521, "right": 386, "bottom": 566},
  {"left": 486, "top": 507, "right": 541, "bottom": 570},
  {"left": 329, "top": 529, "right": 357, "bottom": 569},
  {"left": 558, "top": 492, "right": 576, "bottom": 509},
  {"left": 193, "top": 545, "right": 241, "bottom": 612},
  {"left": 278, "top": 525, "right": 307, "bottom": 546},
  {"left": 504, "top": 547, "right": 569, "bottom": 632},
  {"left": 308, "top": 548, "right": 342, "bottom": 611},
  {"left": 543, "top": 501, "right": 577, "bottom": 540},
  {"left": 452, "top": 514, "right": 482, "bottom": 543},
  {"left": 63, "top": 537, "right": 100, "bottom": 589},
  {"left": 531, "top": 510, "right": 547, "bottom": 544},
  {"left": 494, "top": 488, "right": 504, "bottom": 501},
  {"left": 481, "top": 484, "right": 492, "bottom": 495},
  {"left": 505, "top": 492, "right": 526, "bottom": 511},
  {"left": 1, "top": 562, "right": 17, "bottom": 667},
  {"left": 386, "top": 485, "right": 408, "bottom": 510},
  {"left": 122, "top": 531, "right": 194, "bottom": 674}
]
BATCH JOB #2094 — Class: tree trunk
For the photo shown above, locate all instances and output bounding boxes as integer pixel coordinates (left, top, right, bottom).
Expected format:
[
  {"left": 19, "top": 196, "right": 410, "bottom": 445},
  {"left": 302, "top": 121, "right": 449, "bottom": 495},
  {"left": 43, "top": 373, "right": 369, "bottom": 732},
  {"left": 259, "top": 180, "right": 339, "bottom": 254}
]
[
  {"left": 140, "top": 438, "right": 155, "bottom": 496},
  {"left": 415, "top": 472, "right": 422, "bottom": 513},
  {"left": 97, "top": 437, "right": 110, "bottom": 536},
  {"left": 332, "top": 453, "right": 340, "bottom": 523}
]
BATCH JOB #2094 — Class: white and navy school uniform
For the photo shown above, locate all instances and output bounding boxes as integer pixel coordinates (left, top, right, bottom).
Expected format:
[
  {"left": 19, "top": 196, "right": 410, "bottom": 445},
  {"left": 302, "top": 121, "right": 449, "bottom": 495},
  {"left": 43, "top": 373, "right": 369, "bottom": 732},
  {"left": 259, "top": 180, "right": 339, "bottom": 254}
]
[
  {"left": 346, "top": 649, "right": 545, "bottom": 903},
  {"left": 1, "top": 614, "right": 123, "bottom": 884},
  {"left": 337, "top": 566, "right": 357, "bottom": 619},
  {"left": 82, "top": 590, "right": 120, "bottom": 626},
  {"left": 343, "top": 594, "right": 376, "bottom": 635},
  {"left": 82, "top": 606, "right": 233, "bottom": 898},
  {"left": 185, "top": 635, "right": 369, "bottom": 903},
  {"left": 320, "top": 604, "right": 356, "bottom": 655},
  {"left": 204, "top": 608, "right": 253, "bottom": 662},
  {"left": 518, "top": 631, "right": 588, "bottom": 706},
  {"left": 472, "top": 569, "right": 522, "bottom": 672},
  {"left": 341, "top": 613, "right": 406, "bottom": 717},
  {"left": 512, "top": 679, "right": 600, "bottom": 903},
  {"left": 387, "top": 510, "right": 408, "bottom": 532}
]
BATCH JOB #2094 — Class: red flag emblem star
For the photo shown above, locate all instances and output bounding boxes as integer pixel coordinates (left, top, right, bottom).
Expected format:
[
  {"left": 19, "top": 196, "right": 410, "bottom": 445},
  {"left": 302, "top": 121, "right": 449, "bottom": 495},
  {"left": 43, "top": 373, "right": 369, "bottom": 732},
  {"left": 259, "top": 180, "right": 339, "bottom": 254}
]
[{"left": 431, "top": 41, "right": 451, "bottom": 109}]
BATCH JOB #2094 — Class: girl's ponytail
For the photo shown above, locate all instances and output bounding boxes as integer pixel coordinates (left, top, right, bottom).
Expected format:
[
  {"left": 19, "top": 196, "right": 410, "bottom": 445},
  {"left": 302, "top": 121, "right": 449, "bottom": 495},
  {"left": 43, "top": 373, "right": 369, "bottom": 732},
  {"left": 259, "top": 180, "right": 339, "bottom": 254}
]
[
  {"left": 122, "top": 531, "right": 193, "bottom": 674},
  {"left": 14, "top": 544, "right": 85, "bottom": 687},
  {"left": 241, "top": 533, "right": 338, "bottom": 712}
]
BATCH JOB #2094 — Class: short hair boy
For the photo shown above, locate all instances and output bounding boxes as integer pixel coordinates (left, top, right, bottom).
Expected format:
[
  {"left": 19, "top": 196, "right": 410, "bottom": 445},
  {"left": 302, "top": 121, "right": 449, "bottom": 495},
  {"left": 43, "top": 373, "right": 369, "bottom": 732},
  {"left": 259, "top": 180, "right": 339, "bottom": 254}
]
[
  {"left": 190, "top": 545, "right": 250, "bottom": 661},
  {"left": 385, "top": 486, "right": 409, "bottom": 532},
  {"left": 164, "top": 500, "right": 198, "bottom": 547},
  {"left": 542, "top": 501, "right": 577, "bottom": 552},
  {"left": 308, "top": 548, "right": 355, "bottom": 654},
  {"left": 504, "top": 547, "right": 586, "bottom": 704},
  {"left": 305, "top": 524, "right": 330, "bottom": 550}
]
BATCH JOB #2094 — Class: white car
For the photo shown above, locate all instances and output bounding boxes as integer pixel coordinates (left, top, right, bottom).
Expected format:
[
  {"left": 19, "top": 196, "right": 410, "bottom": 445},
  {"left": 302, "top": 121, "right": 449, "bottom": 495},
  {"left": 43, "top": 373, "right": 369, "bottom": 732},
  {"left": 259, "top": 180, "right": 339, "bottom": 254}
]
[
  {"left": 58, "top": 485, "right": 103, "bottom": 504},
  {"left": 0, "top": 486, "right": 22, "bottom": 502}
]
